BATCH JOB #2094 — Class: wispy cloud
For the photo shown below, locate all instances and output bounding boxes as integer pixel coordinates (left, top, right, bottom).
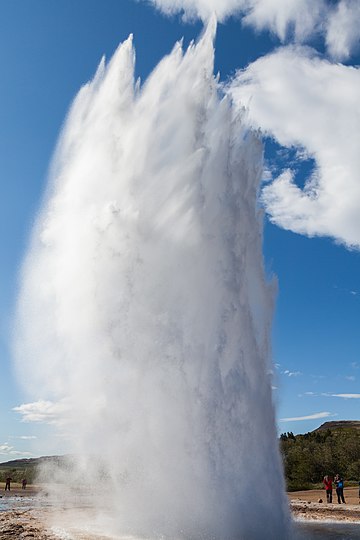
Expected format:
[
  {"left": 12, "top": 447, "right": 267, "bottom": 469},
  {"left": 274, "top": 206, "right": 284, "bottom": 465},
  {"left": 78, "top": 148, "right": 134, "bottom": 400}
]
[
  {"left": 0, "top": 443, "right": 33, "bottom": 457},
  {"left": 334, "top": 285, "right": 359, "bottom": 297},
  {"left": 280, "top": 411, "right": 334, "bottom": 422},
  {"left": 283, "top": 369, "right": 302, "bottom": 377},
  {"left": 0, "top": 444, "right": 13, "bottom": 454},
  {"left": 9, "top": 435, "right": 37, "bottom": 440},
  {"left": 329, "top": 393, "right": 360, "bottom": 399}
]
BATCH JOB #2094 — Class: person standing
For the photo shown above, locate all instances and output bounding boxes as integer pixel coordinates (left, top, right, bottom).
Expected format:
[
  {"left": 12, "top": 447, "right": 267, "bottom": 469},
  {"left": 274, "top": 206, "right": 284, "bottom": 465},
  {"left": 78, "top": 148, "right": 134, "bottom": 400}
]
[
  {"left": 335, "top": 474, "right": 346, "bottom": 504},
  {"left": 323, "top": 475, "right": 333, "bottom": 503},
  {"left": 22, "top": 478, "right": 27, "bottom": 490},
  {"left": 4, "top": 477, "right": 12, "bottom": 491}
]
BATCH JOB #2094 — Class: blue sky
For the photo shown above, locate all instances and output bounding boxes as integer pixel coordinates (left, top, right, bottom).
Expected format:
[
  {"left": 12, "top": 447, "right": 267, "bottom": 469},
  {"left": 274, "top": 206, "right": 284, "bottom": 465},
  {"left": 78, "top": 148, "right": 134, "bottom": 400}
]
[{"left": 1, "top": 0, "right": 359, "bottom": 460}]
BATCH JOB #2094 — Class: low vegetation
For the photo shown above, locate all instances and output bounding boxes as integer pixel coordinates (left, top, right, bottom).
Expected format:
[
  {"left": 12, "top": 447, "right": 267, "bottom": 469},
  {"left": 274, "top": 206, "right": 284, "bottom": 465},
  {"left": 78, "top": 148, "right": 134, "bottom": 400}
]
[{"left": 280, "top": 422, "right": 360, "bottom": 491}]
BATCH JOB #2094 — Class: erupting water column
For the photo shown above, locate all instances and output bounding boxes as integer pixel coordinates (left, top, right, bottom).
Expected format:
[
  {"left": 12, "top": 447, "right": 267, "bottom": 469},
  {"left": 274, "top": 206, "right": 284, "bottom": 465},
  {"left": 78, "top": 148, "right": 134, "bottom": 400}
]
[{"left": 15, "top": 21, "right": 290, "bottom": 539}]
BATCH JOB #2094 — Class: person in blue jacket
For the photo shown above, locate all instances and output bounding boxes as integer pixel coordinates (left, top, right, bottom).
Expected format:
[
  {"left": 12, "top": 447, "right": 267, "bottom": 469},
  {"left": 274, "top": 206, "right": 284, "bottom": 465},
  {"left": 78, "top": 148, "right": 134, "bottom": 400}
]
[{"left": 334, "top": 474, "right": 346, "bottom": 504}]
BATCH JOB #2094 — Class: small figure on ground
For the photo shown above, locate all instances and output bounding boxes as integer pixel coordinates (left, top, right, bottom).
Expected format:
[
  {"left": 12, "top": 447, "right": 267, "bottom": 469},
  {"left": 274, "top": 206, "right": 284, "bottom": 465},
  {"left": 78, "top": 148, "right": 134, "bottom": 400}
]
[
  {"left": 4, "top": 477, "right": 12, "bottom": 491},
  {"left": 22, "top": 478, "right": 27, "bottom": 490},
  {"left": 323, "top": 475, "right": 333, "bottom": 503},
  {"left": 335, "top": 474, "right": 346, "bottom": 504}
]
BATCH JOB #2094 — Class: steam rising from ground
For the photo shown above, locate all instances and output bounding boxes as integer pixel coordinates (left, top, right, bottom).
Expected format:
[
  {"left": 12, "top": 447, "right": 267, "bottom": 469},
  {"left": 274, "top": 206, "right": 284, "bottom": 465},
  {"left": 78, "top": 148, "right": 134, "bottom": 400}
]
[{"left": 15, "top": 21, "right": 289, "bottom": 539}]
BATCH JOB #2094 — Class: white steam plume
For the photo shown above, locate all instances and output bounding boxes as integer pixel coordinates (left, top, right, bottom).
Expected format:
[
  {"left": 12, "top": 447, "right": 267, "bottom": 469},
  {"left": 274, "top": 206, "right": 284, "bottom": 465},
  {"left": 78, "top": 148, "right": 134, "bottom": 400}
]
[
  {"left": 228, "top": 46, "right": 360, "bottom": 248},
  {"left": 15, "top": 21, "right": 290, "bottom": 539}
]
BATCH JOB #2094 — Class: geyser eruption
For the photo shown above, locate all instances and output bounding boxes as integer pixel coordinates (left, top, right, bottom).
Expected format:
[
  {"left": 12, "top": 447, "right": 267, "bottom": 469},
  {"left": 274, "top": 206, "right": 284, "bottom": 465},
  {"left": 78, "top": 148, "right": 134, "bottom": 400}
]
[{"left": 15, "top": 21, "right": 290, "bottom": 539}]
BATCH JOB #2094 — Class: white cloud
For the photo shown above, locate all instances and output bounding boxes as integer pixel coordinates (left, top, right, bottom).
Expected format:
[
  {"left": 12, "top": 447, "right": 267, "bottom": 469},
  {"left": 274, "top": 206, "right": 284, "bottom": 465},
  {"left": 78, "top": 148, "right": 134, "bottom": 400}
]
[
  {"left": 13, "top": 400, "right": 69, "bottom": 424},
  {"left": 145, "top": 0, "right": 359, "bottom": 59},
  {"left": 345, "top": 375, "right": 355, "bottom": 381},
  {"left": 330, "top": 393, "right": 360, "bottom": 399},
  {"left": 0, "top": 444, "right": 14, "bottom": 454},
  {"left": 0, "top": 443, "right": 33, "bottom": 457},
  {"left": 228, "top": 46, "right": 360, "bottom": 248},
  {"left": 242, "top": 0, "right": 325, "bottom": 43},
  {"left": 280, "top": 411, "right": 333, "bottom": 422},
  {"left": 9, "top": 435, "right": 37, "bottom": 440},
  {"left": 325, "top": 0, "right": 360, "bottom": 60},
  {"left": 144, "top": 0, "right": 243, "bottom": 21},
  {"left": 283, "top": 369, "right": 301, "bottom": 377}
]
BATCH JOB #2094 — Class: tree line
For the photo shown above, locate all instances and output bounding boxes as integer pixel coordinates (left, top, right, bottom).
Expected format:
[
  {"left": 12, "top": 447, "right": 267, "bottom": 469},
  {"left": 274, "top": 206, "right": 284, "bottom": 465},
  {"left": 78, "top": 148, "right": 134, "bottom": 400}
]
[
  {"left": 0, "top": 468, "right": 36, "bottom": 484},
  {"left": 280, "top": 427, "right": 360, "bottom": 491}
]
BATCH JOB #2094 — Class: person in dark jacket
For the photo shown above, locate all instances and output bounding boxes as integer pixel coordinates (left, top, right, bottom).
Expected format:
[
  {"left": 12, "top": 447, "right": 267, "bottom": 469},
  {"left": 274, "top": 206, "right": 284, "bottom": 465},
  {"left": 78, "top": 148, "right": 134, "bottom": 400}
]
[
  {"left": 4, "top": 477, "right": 12, "bottom": 491},
  {"left": 323, "top": 475, "right": 333, "bottom": 503},
  {"left": 335, "top": 474, "right": 346, "bottom": 504}
]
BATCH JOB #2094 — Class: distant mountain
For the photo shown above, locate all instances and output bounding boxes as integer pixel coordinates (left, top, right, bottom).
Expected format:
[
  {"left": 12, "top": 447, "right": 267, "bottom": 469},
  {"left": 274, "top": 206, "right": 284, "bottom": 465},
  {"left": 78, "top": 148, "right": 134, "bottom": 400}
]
[
  {"left": 314, "top": 420, "right": 360, "bottom": 431},
  {"left": 0, "top": 455, "right": 65, "bottom": 469}
]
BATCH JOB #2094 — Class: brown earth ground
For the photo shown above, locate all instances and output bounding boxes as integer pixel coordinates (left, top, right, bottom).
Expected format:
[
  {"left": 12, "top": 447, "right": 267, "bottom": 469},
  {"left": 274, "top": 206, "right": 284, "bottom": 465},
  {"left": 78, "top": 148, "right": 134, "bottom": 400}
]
[
  {"left": 1, "top": 483, "right": 360, "bottom": 538},
  {"left": 0, "top": 483, "right": 56, "bottom": 539},
  {"left": 289, "top": 486, "right": 360, "bottom": 522}
]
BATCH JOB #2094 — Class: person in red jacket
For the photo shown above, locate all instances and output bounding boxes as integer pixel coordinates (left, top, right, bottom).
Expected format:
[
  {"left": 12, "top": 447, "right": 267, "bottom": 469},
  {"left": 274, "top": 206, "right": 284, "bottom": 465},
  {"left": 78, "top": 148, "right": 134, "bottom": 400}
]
[{"left": 323, "top": 475, "right": 333, "bottom": 503}]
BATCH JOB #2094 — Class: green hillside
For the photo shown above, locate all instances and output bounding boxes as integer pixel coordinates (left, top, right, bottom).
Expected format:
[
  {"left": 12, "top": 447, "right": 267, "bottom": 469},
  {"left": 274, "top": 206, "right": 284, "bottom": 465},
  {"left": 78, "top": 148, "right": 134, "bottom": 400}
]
[
  {"left": 280, "top": 421, "right": 360, "bottom": 491},
  {"left": 0, "top": 456, "right": 68, "bottom": 484}
]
